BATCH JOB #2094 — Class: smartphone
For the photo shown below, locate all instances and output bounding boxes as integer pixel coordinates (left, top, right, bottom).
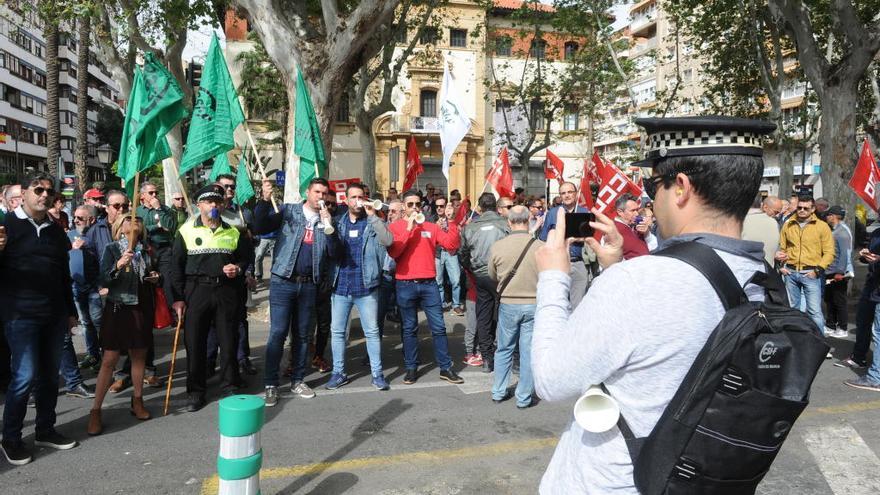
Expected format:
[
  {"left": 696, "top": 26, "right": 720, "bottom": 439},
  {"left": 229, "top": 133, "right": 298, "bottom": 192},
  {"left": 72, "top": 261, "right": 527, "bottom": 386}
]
[{"left": 564, "top": 213, "right": 596, "bottom": 239}]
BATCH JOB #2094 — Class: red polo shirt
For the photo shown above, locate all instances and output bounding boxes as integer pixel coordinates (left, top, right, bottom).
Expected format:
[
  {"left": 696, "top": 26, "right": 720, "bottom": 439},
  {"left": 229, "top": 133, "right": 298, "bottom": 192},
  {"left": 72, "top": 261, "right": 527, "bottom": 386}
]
[
  {"left": 388, "top": 220, "right": 460, "bottom": 280},
  {"left": 614, "top": 219, "right": 649, "bottom": 260}
]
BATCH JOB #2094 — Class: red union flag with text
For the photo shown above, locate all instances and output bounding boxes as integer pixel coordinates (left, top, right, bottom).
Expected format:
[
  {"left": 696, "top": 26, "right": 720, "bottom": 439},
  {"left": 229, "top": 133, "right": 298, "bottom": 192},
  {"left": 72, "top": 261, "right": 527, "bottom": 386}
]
[
  {"left": 593, "top": 153, "right": 643, "bottom": 219},
  {"left": 545, "top": 149, "right": 565, "bottom": 184},
  {"left": 850, "top": 139, "right": 880, "bottom": 211},
  {"left": 403, "top": 135, "right": 423, "bottom": 191},
  {"left": 487, "top": 147, "right": 515, "bottom": 199}
]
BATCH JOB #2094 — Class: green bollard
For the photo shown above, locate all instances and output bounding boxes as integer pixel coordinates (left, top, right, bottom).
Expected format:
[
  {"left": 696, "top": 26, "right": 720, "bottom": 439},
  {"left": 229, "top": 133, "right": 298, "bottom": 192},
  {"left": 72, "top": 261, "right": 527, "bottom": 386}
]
[{"left": 217, "top": 395, "right": 265, "bottom": 495}]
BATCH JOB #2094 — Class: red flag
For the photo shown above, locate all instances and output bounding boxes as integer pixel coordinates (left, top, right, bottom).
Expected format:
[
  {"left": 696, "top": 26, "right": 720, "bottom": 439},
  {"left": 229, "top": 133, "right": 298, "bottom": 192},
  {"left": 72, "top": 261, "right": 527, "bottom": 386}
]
[
  {"left": 403, "top": 135, "right": 423, "bottom": 191},
  {"left": 850, "top": 139, "right": 880, "bottom": 211},
  {"left": 453, "top": 197, "right": 471, "bottom": 226},
  {"left": 577, "top": 160, "right": 594, "bottom": 209},
  {"left": 487, "top": 147, "right": 515, "bottom": 199},
  {"left": 593, "top": 154, "right": 643, "bottom": 220},
  {"left": 545, "top": 149, "right": 565, "bottom": 184}
]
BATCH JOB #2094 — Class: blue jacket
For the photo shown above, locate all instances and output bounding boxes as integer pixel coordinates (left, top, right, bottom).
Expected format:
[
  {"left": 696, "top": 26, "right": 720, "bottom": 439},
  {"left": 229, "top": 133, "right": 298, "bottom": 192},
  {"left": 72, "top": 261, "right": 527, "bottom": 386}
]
[
  {"left": 253, "top": 200, "right": 336, "bottom": 282},
  {"left": 68, "top": 230, "right": 100, "bottom": 291},
  {"left": 84, "top": 217, "right": 114, "bottom": 264},
  {"left": 330, "top": 214, "right": 393, "bottom": 291}
]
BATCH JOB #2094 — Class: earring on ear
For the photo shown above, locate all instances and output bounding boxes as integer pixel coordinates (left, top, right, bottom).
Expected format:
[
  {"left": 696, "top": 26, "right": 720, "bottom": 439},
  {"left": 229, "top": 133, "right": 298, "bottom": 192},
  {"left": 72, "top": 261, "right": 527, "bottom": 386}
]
[{"left": 676, "top": 189, "right": 683, "bottom": 196}]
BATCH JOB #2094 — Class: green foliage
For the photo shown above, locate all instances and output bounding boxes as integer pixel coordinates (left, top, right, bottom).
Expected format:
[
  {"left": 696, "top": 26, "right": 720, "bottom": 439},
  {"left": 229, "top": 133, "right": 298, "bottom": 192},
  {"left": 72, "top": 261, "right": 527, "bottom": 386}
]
[
  {"left": 95, "top": 106, "right": 125, "bottom": 154},
  {"left": 237, "top": 31, "right": 288, "bottom": 121}
]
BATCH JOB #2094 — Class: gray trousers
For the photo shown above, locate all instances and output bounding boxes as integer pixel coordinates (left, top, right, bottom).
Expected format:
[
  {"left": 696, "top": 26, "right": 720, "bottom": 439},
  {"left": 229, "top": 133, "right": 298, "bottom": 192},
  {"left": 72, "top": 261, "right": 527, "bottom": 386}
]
[
  {"left": 464, "top": 299, "right": 477, "bottom": 355},
  {"left": 569, "top": 262, "right": 589, "bottom": 309}
]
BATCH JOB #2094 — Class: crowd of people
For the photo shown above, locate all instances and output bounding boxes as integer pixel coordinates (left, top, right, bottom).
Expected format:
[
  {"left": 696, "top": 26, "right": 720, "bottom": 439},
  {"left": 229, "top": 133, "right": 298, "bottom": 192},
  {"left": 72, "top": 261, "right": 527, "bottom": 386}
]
[{"left": 0, "top": 116, "right": 878, "bottom": 495}]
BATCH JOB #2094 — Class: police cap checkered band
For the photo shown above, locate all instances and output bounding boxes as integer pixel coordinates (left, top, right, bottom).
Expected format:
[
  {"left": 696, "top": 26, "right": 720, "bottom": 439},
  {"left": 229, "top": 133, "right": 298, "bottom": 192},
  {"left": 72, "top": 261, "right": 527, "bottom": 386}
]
[
  {"left": 633, "top": 116, "right": 776, "bottom": 167},
  {"left": 196, "top": 184, "right": 224, "bottom": 202}
]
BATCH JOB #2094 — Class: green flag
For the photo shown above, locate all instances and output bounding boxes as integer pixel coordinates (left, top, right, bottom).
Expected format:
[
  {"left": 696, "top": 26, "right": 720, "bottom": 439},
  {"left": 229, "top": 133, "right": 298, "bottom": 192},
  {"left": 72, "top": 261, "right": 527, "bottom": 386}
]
[
  {"left": 294, "top": 68, "right": 327, "bottom": 197},
  {"left": 179, "top": 33, "right": 246, "bottom": 175},
  {"left": 235, "top": 150, "right": 255, "bottom": 206},
  {"left": 209, "top": 151, "right": 233, "bottom": 182},
  {"left": 117, "top": 53, "right": 187, "bottom": 194}
]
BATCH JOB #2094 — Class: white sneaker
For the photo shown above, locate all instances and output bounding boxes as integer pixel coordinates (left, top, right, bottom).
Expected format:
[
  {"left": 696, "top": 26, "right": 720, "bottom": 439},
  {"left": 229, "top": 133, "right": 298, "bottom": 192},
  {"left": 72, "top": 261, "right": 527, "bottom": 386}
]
[
  {"left": 835, "top": 329, "right": 849, "bottom": 338},
  {"left": 824, "top": 326, "right": 836, "bottom": 336},
  {"left": 291, "top": 381, "right": 316, "bottom": 399}
]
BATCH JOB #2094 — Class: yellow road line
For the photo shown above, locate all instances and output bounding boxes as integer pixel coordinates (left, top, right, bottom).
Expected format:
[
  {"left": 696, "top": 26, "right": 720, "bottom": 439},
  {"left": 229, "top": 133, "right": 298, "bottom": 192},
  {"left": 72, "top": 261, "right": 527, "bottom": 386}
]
[
  {"left": 200, "top": 399, "right": 880, "bottom": 493},
  {"left": 200, "top": 437, "right": 558, "bottom": 494}
]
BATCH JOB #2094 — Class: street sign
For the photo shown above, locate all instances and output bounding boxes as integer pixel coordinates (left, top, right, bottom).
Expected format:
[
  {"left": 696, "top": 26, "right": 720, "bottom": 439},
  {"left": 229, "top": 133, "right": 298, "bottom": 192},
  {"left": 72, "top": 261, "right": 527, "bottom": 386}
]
[
  {"left": 61, "top": 175, "right": 76, "bottom": 198},
  {"left": 275, "top": 170, "right": 285, "bottom": 186}
]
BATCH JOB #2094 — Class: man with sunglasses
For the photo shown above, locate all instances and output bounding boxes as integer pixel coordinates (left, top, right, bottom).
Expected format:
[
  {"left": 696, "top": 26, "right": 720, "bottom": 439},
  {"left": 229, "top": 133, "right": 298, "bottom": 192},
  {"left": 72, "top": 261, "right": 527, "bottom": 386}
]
[
  {"left": 528, "top": 199, "right": 545, "bottom": 236},
  {"left": 388, "top": 189, "right": 464, "bottom": 385},
  {"left": 532, "top": 116, "right": 775, "bottom": 493},
  {"left": 170, "top": 193, "right": 189, "bottom": 227},
  {"left": 0, "top": 172, "right": 80, "bottom": 465},
  {"left": 433, "top": 197, "right": 463, "bottom": 315},
  {"left": 69, "top": 206, "right": 102, "bottom": 371},
  {"left": 776, "top": 196, "right": 835, "bottom": 335},
  {"left": 538, "top": 181, "right": 590, "bottom": 306}
]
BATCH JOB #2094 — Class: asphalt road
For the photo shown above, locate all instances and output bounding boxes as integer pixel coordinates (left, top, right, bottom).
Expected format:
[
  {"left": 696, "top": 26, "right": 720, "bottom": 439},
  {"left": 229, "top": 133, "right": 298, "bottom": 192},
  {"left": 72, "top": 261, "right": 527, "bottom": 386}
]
[{"left": 1, "top": 283, "right": 879, "bottom": 495}]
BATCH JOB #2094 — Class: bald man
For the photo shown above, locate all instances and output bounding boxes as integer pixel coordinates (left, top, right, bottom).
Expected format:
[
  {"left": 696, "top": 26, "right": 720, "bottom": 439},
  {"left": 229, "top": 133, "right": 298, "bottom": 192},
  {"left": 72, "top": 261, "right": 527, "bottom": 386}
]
[{"left": 742, "top": 194, "right": 781, "bottom": 264}]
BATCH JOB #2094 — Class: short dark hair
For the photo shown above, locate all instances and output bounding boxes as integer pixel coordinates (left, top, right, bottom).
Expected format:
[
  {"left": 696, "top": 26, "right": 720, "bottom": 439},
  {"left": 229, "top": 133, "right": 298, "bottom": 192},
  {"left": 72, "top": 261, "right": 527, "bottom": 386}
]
[
  {"left": 21, "top": 171, "right": 55, "bottom": 190},
  {"left": 654, "top": 154, "right": 763, "bottom": 221},
  {"left": 434, "top": 197, "right": 448, "bottom": 206},
  {"left": 401, "top": 189, "right": 422, "bottom": 202},
  {"left": 308, "top": 178, "right": 330, "bottom": 190},
  {"left": 346, "top": 182, "right": 367, "bottom": 195},
  {"left": 515, "top": 187, "right": 524, "bottom": 195},
  {"left": 614, "top": 193, "right": 638, "bottom": 211},
  {"left": 478, "top": 192, "right": 497, "bottom": 212},
  {"left": 216, "top": 174, "right": 236, "bottom": 183},
  {"left": 449, "top": 189, "right": 461, "bottom": 200},
  {"left": 797, "top": 195, "right": 815, "bottom": 205}
]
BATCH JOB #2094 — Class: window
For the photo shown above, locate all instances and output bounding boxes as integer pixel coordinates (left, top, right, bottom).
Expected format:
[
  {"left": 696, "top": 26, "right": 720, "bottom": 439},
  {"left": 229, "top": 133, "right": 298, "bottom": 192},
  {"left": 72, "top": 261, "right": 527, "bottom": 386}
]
[
  {"left": 495, "top": 99, "right": 513, "bottom": 112},
  {"left": 36, "top": 130, "right": 47, "bottom": 146},
  {"left": 563, "top": 105, "right": 579, "bottom": 131},
  {"left": 495, "top": 36, "right": 512, "bottom": 56},
  {"left": 60, "top": 137, "right": 75, "bottom": 150},
  {"left": 33, "top": 99, "right": 45, "bottom": 117},
  {"left": 530, "top": 100, "right": 546, "bottom": 130},
  {"left": 34, "top": 71, "right": 46, "bottom": 88},
  {"left": 564, "top": 42, "right": 579, "bottom": 61},
  {"left": 419, "top": 27, "right": 439, "bottom": 45},
  {"left": 530, "top": 39, "right": 547, "bottom": 60},
  {"left": 60, "top": 86, "right": 77, "bottom": 103},
  {"left": 682, "top": 68, "right": 693, "bottom": 83},
  {"left": 420, "top": 90, "right": 437, "bottom": 117},
  {"left": 450, "top": 29, "right": 467, "bottom": 48},
  {"left": 393, "top": 25, "right": 407, "bottom": 44},
  {"left": 336, "top": 97, "right": 350, "bottom": 123}
]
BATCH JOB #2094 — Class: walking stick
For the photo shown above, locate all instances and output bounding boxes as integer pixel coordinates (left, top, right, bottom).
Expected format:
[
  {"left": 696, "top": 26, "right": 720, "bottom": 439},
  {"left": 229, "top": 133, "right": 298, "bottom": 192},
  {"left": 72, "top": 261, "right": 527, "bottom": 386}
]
[{"left": 163, "top": 316, "right": 183, "bottom": 416}]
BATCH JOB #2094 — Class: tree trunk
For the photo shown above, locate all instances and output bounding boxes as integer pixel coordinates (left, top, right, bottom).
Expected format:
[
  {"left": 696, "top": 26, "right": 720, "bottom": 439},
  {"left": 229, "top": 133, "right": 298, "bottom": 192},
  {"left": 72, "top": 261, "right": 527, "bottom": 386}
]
[
  {"left": 311, "top": 78, "right": 343, "bottom": 170},
  {"left": 817, "top": 83, "right": 859, "bottom": 240},
  {"left": 776, "top": 140, "right": 795, "bottom": 197},
  {"left": 355, "top": 111, "right": 377, "bottom": 192},
  {"left": 75, "top": 17, "right": 90, "bottom": 196},
  {"left": 45, "top": 17, "right": 60, "bottom": 177},
  {"left": 283, "top": 76, "right": 299, "bottom": 203}
]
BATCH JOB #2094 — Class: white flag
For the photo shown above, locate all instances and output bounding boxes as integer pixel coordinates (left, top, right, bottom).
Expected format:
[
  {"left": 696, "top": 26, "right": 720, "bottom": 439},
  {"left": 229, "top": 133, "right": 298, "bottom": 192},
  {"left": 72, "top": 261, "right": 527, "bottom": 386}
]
[{"left": 438, "top": 57, "right": 471, "bottom": 180}]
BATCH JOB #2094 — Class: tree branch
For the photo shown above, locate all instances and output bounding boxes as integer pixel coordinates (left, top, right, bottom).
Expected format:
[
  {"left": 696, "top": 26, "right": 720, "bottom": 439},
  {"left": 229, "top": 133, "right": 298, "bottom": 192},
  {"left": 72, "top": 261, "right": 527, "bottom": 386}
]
[
  {"left": 767, "top": 0, "right": 829, "bottom": 100},
  {"left": 321, "top": 0, "right": 339, "bottom": 38}
]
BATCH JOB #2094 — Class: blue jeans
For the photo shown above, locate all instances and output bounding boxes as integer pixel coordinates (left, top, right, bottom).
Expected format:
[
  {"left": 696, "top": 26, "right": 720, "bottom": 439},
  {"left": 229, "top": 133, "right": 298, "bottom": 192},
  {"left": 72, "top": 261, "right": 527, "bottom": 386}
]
[
  {"left": 867, "top": 305, "right": 880, "bottom": 383},
  {"left": 60, "top": 331, "right": 84, "bottom": 390},
  {"left": 492, "top": 304, "right": 535, "bottom": 407},
  {"left": 331, "top": 291, "right": 382, "bottom": 375},
  {"left": 73, "top": 287, "right": 102, "bottom": 358},
  {"left": 3, "top": 317, "right": 65, "bottom": 442},
  {"left": 785, "top": 271, "right": 825, "bottom": 334},
  {"left": 435, "top": 251, "right": 462, "bottom": 307},
  {"left": 396, "top": 280, "right": 452, "bottom": 370},
  {"left": 377, "top": 273, "right": 396, "bottom": 338},
  {"left": 265, "top": 275, "right": 316, "bottom": 386}
]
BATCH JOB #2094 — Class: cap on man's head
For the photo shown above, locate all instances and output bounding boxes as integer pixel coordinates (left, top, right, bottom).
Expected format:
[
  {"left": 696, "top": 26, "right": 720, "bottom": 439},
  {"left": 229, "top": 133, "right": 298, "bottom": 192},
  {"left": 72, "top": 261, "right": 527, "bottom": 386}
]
[
  {"left": 196, "top": 184, "right": 224, "bottom": 203},
  {"left": 633, "top": 116, "right": 776, "bottom": 167},
  {"left": 826, "top": 205, "right": 846, "bottom": 218},
  {"left": 84, "top": 188, "right": 105, "bottom": 199}
]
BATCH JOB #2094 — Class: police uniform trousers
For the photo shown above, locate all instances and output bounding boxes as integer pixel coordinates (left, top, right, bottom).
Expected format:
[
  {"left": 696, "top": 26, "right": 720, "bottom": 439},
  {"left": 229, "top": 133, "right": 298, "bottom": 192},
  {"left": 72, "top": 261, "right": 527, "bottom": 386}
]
[{"left": 184, "top": 276, "right": 242, "bottom": 395}]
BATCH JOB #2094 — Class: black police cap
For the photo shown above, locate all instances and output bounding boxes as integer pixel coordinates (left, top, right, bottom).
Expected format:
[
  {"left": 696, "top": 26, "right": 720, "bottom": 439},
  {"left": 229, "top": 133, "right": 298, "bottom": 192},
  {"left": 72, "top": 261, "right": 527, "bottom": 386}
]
[
  {"left": 633, "top": 116, "right": 776, "bottom": 167},
  {"left": 195, "top": 184, "right": 224, "bottom": 203}
]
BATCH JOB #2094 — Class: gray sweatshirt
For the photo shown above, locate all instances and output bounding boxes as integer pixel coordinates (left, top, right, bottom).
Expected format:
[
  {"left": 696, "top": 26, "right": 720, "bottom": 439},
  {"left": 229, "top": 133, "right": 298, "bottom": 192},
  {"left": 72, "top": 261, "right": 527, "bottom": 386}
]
[{"left": 533, "top": 233, "right": 766, "bottom": 494}]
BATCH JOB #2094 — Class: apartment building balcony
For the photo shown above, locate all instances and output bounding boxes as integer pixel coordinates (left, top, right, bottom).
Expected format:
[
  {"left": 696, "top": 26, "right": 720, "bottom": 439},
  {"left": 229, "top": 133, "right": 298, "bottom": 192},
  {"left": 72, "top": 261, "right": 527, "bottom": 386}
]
[
  {"left": 389, "top": 115, "right": 442, "bottom": 134},
  {"left": 629, "top": 37, "right": 657, "bottom": 58},
  {"left": 630, "top": 11, "right": 657, "bottom": 38}
]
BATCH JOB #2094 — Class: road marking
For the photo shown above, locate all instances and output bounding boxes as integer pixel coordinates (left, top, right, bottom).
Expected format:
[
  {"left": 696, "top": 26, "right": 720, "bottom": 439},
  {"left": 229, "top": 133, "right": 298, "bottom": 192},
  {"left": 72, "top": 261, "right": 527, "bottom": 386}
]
[
  {"left": 800, "top": 400, "right": 880, "bottom": 419},
  {"left": 803, "top": 424, "right": 880, "bottom": 495},
  {"left": 200, "top": 437, "right": 558, "bottom": 494}
]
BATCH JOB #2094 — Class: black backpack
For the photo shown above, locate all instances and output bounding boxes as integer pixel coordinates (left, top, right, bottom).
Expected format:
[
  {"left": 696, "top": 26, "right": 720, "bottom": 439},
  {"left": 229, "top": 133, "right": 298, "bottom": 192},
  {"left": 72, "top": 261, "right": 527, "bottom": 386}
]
[{"left": 617, "top": 241, "right": 829, "bottom": 495}]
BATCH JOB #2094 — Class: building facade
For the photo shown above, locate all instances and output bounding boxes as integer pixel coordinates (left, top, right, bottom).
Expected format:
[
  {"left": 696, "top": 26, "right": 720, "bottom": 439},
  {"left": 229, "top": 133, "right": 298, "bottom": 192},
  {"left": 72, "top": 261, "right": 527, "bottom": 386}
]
[{"left": 0, "top": 3, "right": 121, "bottom": 184}]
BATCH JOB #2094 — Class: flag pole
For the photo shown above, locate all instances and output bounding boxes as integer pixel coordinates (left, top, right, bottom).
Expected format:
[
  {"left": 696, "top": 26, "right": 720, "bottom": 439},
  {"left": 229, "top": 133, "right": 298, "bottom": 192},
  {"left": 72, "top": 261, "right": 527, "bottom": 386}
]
[
  {"left": 166, "top": 156, "right": 194, "bottom": 214},
  {"left": 126, "top": 172, "right": 141, "bottom": 273},
  {"left": 467, "top": 181, "right": 491, "bottom": 222},
  {"left": 243, "top": 122, "right": 279, "bottom": 213}
]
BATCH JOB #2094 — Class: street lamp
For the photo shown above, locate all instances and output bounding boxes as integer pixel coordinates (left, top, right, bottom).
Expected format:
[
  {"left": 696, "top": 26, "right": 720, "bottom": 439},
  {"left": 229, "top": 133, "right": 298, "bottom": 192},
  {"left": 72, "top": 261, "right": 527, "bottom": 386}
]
[{"left": 96, "top": 143, "right": 112, "bottom": 170}]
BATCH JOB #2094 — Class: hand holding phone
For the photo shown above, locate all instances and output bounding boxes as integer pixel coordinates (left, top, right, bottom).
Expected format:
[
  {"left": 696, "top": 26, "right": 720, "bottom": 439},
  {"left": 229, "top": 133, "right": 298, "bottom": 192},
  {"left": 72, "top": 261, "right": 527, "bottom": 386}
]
[{"left": 564, "top": 213, "right": 596, "bottom": 239}]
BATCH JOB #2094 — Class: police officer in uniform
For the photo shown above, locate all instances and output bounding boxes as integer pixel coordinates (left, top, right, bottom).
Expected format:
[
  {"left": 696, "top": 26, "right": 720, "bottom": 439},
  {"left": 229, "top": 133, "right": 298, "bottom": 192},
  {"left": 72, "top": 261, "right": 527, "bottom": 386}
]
[{"left": 171, "top": 185, "right": 253, "bottom": 412}]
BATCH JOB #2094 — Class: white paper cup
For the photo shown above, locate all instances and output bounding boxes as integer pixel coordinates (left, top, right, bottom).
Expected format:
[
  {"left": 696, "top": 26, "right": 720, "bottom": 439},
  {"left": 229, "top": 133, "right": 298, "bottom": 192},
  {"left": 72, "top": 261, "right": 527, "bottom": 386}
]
[{"left": 573, "top": 385, "right": 621, "bottom": 433}]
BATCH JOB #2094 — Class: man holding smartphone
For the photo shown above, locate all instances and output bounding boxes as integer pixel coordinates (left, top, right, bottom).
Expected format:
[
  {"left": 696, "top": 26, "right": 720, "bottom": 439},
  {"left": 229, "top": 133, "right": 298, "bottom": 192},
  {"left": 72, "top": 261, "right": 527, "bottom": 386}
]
[{"left": 538, "top": 181, "right": 590, "bottom": 306}]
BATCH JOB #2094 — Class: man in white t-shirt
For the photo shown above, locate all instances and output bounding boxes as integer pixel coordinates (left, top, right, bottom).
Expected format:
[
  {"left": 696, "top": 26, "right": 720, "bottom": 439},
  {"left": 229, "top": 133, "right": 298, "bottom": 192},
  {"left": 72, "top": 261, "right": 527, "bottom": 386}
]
[{"left": 532, "top": 116, "right": 776, "bottom": 494}]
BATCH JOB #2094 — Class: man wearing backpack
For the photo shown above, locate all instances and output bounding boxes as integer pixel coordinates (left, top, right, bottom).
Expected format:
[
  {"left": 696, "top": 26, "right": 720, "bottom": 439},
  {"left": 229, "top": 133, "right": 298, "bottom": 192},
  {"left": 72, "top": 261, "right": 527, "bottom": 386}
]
[{"left": 532, "top": 117, "right": 786, "bottom": 493}]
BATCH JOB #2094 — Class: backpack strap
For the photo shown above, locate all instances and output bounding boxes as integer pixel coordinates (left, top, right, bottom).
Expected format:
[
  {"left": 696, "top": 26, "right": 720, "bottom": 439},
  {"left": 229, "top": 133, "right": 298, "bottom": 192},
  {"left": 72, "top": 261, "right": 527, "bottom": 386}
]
[
  {"left": 745, "top": 262, "right": 789, "bottom": 307},
  {"left": 496, "top": 237, "right": 537, "bottom": 297},
  {"left": 654, "top": 241, "right": 747, "bottom": 311}
]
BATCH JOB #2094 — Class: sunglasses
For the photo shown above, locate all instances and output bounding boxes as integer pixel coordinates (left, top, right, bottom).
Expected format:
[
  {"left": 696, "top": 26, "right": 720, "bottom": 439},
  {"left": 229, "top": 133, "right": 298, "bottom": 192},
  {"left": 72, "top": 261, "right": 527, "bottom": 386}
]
[
  {"left": 796, "top": 206, "right": 813, "bottom": 211},
  {"left": 32, "top": 186, "right": 56, "bottom": 197},
  {"left": 222, "top": 184, "right": 236, "bottom": 191},
  {"left": 643, "top": 167, "right": 703, "bottom": 199},
  {"left": 172, "top": 197, "right": 183, "bottom": 201},
  {"left": 406, "top": 201, "right": 422, "bottom": 207},
  {"left": 109, "top": 203, "right": 130, "bottom": 210},
  {"left": 435, "top": 204, "right": 447, "bottom": 209},
  {"left": 74, "top": 216, "right": 88, "bottom": 221}
]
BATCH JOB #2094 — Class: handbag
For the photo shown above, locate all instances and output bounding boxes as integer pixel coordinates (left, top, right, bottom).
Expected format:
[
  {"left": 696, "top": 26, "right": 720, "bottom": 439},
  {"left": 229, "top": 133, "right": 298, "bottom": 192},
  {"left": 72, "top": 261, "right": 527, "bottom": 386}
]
[{"left": 153, "top": 287, "right": 173, "bottom": 329}]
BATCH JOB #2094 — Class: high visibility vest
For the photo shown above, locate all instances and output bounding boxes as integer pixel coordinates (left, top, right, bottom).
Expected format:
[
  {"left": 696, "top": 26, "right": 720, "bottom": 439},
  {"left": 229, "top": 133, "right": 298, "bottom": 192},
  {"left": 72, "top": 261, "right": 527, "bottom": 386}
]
[{"left": 177, "top": 220, "right": 240, "bottom": 255}]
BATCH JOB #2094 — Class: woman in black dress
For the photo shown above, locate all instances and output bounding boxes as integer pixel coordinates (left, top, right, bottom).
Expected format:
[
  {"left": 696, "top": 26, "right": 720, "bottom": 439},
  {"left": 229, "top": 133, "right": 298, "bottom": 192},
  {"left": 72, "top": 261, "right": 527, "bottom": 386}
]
[{"left": 87, "top": 215, "right": 159, "bottom": 435}]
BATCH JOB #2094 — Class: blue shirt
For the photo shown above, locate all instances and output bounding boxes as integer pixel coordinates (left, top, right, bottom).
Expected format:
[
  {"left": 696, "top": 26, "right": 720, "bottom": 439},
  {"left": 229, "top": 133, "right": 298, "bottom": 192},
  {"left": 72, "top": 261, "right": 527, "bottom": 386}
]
[
  {"left": 539, "top": 204, "right": 588, "bottom": 260},
  {"left": 335, "top": 216, "right": 369, "bottom": 297}
]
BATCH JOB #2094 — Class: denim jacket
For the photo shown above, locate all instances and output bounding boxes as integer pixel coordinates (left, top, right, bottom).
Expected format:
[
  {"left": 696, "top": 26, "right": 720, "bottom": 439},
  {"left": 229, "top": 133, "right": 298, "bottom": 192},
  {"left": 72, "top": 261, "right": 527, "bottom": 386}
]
[
  {"left": 100, "top": 240, "right": 156, "bottom": 305},
  {"left": 330, "top": 214, "right": 392, "bottom": 291},
  {"left": 253, "top": 200, "right": 336, "bottom": 281}
]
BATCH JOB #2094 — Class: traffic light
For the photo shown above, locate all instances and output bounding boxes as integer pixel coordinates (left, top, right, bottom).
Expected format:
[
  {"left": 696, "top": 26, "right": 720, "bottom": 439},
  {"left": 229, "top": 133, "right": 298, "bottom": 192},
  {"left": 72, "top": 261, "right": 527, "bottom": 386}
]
[{"left": 186, "top": 60, "right": 203, "bottom": 88}]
